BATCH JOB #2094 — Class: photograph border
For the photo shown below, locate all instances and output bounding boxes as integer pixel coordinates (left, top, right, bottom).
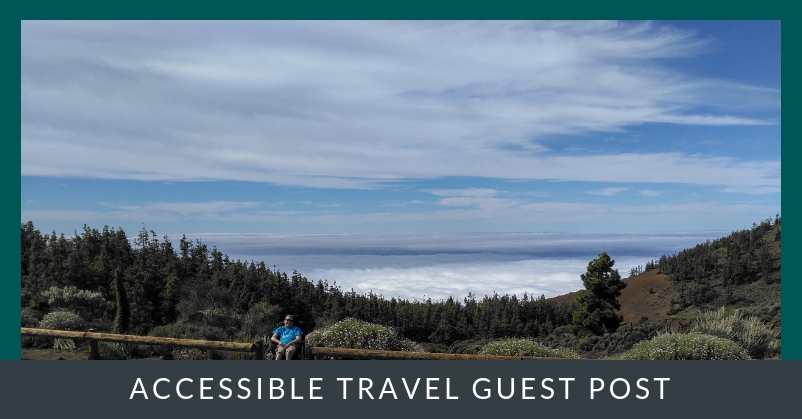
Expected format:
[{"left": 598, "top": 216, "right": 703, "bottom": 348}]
[{"left": 5, "top": 2, "right": 796, "bottom": 361}]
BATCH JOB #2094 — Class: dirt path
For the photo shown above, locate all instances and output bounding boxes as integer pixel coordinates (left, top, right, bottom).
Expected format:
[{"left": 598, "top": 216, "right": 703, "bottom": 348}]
[
  {"left": 21, "top": 348, "right": 166, "bottom": 360},
  {"left": 21, "top": 348, "right": 90, "bottom": 360}
]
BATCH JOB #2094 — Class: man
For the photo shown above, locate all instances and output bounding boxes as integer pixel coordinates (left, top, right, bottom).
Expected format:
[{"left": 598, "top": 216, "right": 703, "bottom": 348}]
[{"left": 271, "top": 314, "right": 303, "bottom": 360}]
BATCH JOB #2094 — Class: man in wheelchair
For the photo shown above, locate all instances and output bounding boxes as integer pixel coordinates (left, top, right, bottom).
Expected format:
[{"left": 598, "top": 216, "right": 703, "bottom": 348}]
[{"left": 270, "top": 314, "right": 303, "bottom": 360}]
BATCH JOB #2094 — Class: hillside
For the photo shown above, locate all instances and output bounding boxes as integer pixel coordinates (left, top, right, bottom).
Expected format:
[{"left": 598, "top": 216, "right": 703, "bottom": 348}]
[
  {"left": 551, "top": 269, "right": 699, "bottom": 323},
  {"left": 550, "top": 216, "right": 781, "bottom": 328}
]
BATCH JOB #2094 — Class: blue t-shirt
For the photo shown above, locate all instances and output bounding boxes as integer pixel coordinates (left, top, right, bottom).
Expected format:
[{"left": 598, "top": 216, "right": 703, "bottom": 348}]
[{"left": 273, "top": 325, "right": 303, "bottom": 345}]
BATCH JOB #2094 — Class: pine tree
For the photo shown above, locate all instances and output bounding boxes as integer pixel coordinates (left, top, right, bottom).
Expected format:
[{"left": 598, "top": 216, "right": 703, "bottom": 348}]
[{"left": 571, "top": 252, "right": 627, "bottom": 336}]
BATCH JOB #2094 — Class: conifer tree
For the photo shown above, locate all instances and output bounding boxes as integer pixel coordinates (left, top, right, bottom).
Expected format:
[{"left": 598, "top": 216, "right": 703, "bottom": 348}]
[
  {"left": 113, "top": 268, "right": 130, "bottom": 334},
  {"left": 571, "top": 252, "right": 627, "bottom": 336}
]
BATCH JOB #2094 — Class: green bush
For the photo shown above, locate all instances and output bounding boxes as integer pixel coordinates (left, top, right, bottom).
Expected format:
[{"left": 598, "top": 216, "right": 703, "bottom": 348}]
[
  {"left": 98, "top": 342, "right": 129, "bottom": 360},
  {"left": 149, "top": 321, "right": 271, "bottom": 360},
  {"left": 479, "top": 338, "right": 581, "bottom": 358},
  {"left": 613, "top": 333, "right": 750, "bottom": 360},
  {"left": 149, "top": 321, "right": 227, "bottom": 342},
  {"left": 238, "top": 302, "right": 282, "bottom": 339},
  {"left": 38, "top": 310, "right": 86, "bottom": 331},
  {"left": 447, "top": 339, "right": 491, "bottom": 355},
  {"left": 692, "top": 307, "right": 779, "bottom": 359},
  {"left": 306, "top": 318, "right": 423, "bottom": 352},
  {"left": 21, "top": 308, "right": 43, "bottom": 327}
]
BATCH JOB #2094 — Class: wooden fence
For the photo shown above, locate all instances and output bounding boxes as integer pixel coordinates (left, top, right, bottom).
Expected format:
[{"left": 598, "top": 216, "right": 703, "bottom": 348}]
[
  {"left": 308, "top": 346, "right": 583, "bottom": 360},
  {"left": 21, "top": 327, "right": 264, "bottom": 360}
]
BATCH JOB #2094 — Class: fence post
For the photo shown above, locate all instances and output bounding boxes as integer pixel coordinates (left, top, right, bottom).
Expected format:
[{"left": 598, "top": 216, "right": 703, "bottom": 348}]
[
  {"left": 254, "top": 340, "right": 264, "bottom": 360},
  {"left": 87, "top": 329, "right": 100, "bottom": 360}
]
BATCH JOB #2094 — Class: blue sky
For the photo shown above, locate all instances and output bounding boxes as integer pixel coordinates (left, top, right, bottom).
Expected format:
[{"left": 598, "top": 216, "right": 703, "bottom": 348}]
[{"left": 21, "top": 21, "right": 780, "bottom": 237}]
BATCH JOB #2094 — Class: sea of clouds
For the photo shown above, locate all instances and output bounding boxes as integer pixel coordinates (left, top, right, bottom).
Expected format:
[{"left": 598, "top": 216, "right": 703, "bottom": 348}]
[{"left": 176, "top": 231, "right": 726, "bottom": 302}]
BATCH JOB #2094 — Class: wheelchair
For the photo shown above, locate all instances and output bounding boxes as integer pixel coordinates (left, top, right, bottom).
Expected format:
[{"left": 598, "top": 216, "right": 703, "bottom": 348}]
[{"left": 267, "top": 320, "right": 306, "bottom": 360}]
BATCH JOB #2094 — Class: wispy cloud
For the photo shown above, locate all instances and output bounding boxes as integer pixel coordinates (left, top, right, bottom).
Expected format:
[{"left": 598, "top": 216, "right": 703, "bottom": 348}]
[
  {"left": 113, "top": 201, "right": 263, "bottom": 215},
  {"left": 22, "top": 209, "right": 177, "bottom": 224},
  {"left": 21, "top": 21, "right": 779, "bottom": 192},
  {"left": 422, "top": 188, "right": 519, "bottom": 212},
  {"left": 426, "top": 188, "right": 499, "bottom": 197},
  {"left": 22, "top": 201, "right": 263, "bottom": 229},
  {"left": 588, "top": 187, "right": 629, "bottom": 196},
  {"left": 23, "top": 191, "right": 776, "bottom": 238}
]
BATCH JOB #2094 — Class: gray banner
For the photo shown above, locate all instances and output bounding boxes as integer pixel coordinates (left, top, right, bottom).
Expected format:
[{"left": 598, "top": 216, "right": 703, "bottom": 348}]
[{"left": 2, "top": 360, "right": 796, "bottom": 418}]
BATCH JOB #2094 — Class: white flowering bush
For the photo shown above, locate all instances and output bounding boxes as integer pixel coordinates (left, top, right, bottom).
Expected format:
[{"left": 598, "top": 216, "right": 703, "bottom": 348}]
[
  {"left": 39, "top": 285, "right": 109, "bottom": 320},
  {"left": 479, "top": 338, "right": 581, "bottom": 358},
  {"left": 613, "top": 333, "right": 750, "bottom": 360},
  {"left": 37, "top": 310, "right": 86, "bottom": 352},
  {"left": 693, "top": 307, "right": 779, "bottom": 359},
  {"left": 306, "top": 318, "right": 423, "bottom": 352},
  {"left": 40, "top": 285, "right": 106, "bottom": 306},
  {"left": 38, "top": 310, "right": 86, "bottom": 331}
]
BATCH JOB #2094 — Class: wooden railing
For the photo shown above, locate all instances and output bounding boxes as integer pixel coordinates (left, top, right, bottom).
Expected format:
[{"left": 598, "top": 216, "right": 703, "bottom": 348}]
[
  {"left": 21, "top": 328, "right": 264, "bottom": 360},
  {"left": 308, "top": 346, "right": 583, "bottom": 360}
]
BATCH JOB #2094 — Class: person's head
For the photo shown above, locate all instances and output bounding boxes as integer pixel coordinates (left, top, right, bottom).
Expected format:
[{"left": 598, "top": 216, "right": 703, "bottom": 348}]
[{"left": 283, "top": 314, "right": 295, "bottom": 326}]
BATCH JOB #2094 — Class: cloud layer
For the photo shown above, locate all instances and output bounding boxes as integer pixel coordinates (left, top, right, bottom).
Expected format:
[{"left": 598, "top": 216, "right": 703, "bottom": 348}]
[{"left": 172, "top": 231, "right": 722, "bottom": 300}]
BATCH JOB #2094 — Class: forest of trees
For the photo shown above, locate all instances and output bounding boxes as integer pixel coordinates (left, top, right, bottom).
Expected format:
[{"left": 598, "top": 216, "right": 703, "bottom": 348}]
[
  {"left": 21, "top": 222, "right": 576, "bottom": 350},
  {"left": 21, "top": 215, "right": 780, "bottom": 353},
  {"left": 643, "top": 215, "right": 781, "bottom": 314}
]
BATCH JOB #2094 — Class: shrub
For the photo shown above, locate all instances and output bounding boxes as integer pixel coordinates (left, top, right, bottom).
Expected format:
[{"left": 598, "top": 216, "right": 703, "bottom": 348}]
[
  {"left": 479, "top": 338, "right": 581, "bottom": 358},
  {"left": 40, "top": 285, "right": 109, "bottom": 321},
  {"left": 448, "top": 339, "right": 492, "bottom": 355},
  {"left": 692, "top": 306, "right": 779, "bottom": 359},
  {"left": 150, "top": 321, "right": 271, "bottom": 360},
  {"left": 98, "top": 342, "right": 129, "bottom": 360},
  {"left": 38, "top": 310, "right": 86, "bottom": 331},
  {"left": 239, "top": 302, "right": 282, "bottom": 339},
  {"left": 21, "top": 308, "right": 43, "bottom": 327},
  {"left": 613, "top": 333, "right": 750, "bottom": 360},
  {"left": 149, "top": 321, "right": 227, "bottom": 342},
  {"left": 196, "top": 307, "right": 241, "bottom": 329},
  {"left": 171, "top": 348, "right": 209, "bottom": 360},
  {"left": 37, "top": 310, "right": 86, "bottom": 352},
  {"left": 306, "top": 318, "right": 423, "bottom": 352},
  {"left": 395, "top": 337, "right": 425, "bottom": 352}
]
